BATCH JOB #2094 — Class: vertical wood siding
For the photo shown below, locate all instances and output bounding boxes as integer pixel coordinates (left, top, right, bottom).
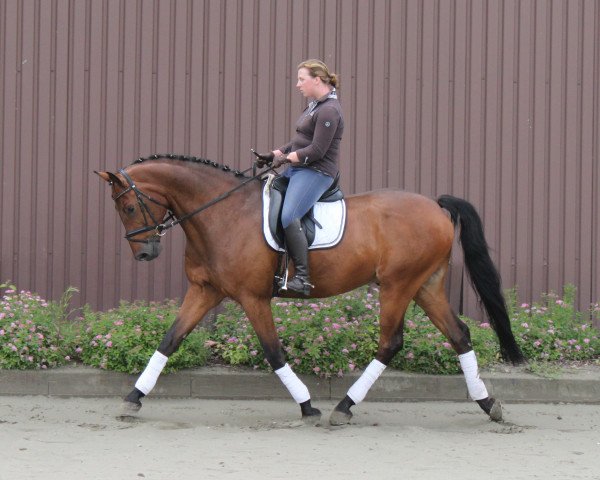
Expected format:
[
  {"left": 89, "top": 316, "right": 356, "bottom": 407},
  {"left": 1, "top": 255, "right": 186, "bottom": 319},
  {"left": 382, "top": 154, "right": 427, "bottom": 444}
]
[{"left": 1, "top": 0, "right": 599, "bottom": 324}]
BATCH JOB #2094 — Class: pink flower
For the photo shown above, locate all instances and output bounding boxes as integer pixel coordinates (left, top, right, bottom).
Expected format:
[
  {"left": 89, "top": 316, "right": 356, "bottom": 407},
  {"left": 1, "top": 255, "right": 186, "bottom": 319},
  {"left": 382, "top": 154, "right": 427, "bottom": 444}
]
[
  {"left": 480, "top": 322, "right": 491, "bottom": 329},
  {"left": 406, "top": 352, "right": 414, "bottom": 359},
  {"left": 533, "top": 341, "right": 541, "bottom": 347},
  {"left": 348, "top": 363, "right": 355, "bottom": 371},
  {"left": 106, "top": 341, "right": 113, "bottom": 348},
  {"left": 442, "top": 342, "right": 452, "bottom": 349},
  {"left": 521, "top": 323, "right": 529, "bottom": 328},
  {"left": 583, "top": 338, "right": 590, "bottom": 344},
  {"left": 520, "top": 303, "right": 529, "bottom": 308},
  {"left": 313, "top": 367, "right": 320, "bottom": 373}
]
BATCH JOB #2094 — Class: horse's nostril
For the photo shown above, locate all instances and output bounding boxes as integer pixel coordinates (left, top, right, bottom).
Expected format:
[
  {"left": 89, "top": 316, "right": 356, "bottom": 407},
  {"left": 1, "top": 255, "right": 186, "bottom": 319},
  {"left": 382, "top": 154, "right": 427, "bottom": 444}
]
[{"left": 136, "top": 253, "right": 149, "bottom": 261}]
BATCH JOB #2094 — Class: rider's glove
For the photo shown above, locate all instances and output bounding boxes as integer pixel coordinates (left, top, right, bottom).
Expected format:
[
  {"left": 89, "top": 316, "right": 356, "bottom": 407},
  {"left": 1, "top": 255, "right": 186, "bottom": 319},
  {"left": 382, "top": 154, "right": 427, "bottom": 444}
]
[
  {"left": 272, "top": 155, "right": 290, "bottom": 169},
  {"left": 253, "top": 151, "right": 274, "bottom": 168}
]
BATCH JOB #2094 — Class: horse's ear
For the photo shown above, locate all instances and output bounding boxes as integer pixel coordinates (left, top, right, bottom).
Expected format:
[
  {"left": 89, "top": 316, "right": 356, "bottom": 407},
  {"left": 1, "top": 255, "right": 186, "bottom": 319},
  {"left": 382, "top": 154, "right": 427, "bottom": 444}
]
[{"left": 95, "top": 171, "right": 124, "bottom": 187}]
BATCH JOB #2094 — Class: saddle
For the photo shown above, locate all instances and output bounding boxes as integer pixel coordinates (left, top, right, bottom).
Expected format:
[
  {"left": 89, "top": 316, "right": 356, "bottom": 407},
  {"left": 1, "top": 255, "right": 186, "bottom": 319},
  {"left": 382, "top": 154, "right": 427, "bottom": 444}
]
[{"left": 262, "top": 173, "right": 346, "bottom": 252}]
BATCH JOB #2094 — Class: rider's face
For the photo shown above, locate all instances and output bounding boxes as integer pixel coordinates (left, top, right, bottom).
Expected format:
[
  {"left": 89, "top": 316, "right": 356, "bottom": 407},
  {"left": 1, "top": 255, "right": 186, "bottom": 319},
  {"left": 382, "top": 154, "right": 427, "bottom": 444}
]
[{"left": 296, "top": 68, "right": 319, "bottom": 99}]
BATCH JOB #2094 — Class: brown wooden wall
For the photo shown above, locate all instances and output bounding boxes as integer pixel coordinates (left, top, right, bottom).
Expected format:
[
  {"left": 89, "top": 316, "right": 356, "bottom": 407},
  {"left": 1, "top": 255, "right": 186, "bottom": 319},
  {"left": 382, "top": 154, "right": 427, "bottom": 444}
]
[{"left": 1, "top": 0, "right": 599, "bottom": 323}]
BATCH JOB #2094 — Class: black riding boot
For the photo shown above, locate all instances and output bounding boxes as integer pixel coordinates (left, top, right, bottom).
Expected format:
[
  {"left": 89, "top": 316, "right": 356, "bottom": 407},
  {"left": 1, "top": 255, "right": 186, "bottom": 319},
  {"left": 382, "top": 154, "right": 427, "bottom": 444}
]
[{"left": 281, "top": 219, "right": 312, "bottom": 296}]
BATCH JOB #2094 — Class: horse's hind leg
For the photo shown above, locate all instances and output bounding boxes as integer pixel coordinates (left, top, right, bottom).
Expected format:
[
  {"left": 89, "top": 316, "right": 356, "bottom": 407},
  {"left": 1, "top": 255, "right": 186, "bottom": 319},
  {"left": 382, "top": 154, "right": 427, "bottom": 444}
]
[
  {"left": 330, "top": 285, "right": 412, "bottom": 426},
  {"left": 122, "top": 283, "right": 223, "bottom": 412},
  {"left": 415, "top": 268, "right": 502, "bottom": 422}
]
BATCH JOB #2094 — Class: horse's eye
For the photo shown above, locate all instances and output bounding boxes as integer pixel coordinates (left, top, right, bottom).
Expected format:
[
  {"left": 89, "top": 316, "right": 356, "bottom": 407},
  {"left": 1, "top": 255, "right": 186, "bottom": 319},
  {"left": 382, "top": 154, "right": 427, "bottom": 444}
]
[{"left": 124, "top": 205, "right": 135, "bottom": 215}]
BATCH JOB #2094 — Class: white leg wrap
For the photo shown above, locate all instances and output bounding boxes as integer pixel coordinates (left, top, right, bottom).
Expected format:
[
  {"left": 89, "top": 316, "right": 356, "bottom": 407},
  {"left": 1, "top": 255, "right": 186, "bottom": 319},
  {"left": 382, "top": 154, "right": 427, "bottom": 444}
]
[
  {"left": 347, "top": 359, "right": 386, "bottom": 404},
  {"left": 275, "top": 363, "right": 310, "bottom": 404},
  {"left": 459, "top": 350, "right": 489, "bottom": 400},
  {"left": 135, "top": 351, "right": 168, "bottom": 395}
]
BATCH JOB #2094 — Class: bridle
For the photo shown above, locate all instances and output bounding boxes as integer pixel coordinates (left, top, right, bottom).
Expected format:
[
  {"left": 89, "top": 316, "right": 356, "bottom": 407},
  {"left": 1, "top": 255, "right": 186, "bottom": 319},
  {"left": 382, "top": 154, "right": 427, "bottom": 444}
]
[
  {"left": 113, "top": 169, "right": 175, "bottom": 244},
  {"left": 113, "top": 163, "right": 270, "bottom": 243}
]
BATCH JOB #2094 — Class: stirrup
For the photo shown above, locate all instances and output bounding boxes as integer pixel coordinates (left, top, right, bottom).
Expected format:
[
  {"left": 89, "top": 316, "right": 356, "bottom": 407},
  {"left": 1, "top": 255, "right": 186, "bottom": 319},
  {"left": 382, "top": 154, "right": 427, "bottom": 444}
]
[{"left": 279, "top": 276, "right": 313, "bottom": 296}]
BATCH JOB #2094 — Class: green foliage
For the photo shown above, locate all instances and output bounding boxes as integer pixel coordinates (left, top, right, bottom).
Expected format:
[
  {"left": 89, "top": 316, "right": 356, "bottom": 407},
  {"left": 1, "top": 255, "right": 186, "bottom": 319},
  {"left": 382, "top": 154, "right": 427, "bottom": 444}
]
[
  {"left": 1, "top": 280, "right": 599, "bottom": 376},
  {"left": 212, "top": 284, "right": 600, "bottom": 376},
  {"left": 0, "top": 282, "right": 78, "bottom": 369},
  {"left": 212, "top": 291, "right": 381, "bottom": 377},
  {"left": 78, "top": 300, "right": 211, "bottom": 374},
  {"left": 213, "top": 289, "right": 502, "bottom": 376},
  {"left": 508, "top": 285, "right": 600, "bottom": 363}
]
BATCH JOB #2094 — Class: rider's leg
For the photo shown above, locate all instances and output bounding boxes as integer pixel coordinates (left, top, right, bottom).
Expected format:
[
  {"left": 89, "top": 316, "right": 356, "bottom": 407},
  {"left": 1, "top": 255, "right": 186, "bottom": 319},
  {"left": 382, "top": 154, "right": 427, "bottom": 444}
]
[{"left": 280, "top": 167, "right": 333, "bottom": 295}]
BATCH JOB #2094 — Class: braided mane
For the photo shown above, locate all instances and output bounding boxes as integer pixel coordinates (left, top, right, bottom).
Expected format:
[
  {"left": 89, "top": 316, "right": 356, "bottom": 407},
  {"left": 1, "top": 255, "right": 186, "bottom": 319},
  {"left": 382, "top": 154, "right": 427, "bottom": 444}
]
[{"left": 132, "top": 154, "right": 250, "bottom": 178}]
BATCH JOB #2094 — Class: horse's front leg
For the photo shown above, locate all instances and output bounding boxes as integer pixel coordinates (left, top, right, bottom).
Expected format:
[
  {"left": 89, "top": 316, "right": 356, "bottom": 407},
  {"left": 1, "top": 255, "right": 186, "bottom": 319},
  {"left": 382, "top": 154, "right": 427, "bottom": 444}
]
[
  {"left": 241, "top": 297, "right": 321, "bottom": 424},
  {"left": 123, "top": 284, "right": 223, "bottom": 412}
]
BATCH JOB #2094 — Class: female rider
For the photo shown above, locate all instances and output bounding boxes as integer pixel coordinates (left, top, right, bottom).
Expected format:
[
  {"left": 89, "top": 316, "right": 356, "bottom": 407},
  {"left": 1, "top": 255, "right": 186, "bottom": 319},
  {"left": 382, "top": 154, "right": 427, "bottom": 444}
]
[{"left": 256, "top": 59, "right": 344, "bottom": 296}]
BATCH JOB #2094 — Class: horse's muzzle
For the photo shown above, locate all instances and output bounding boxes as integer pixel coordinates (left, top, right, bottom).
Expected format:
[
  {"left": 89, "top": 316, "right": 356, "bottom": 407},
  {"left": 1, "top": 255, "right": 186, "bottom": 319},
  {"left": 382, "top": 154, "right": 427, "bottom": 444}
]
[{"left": 134, "top": 239, "right": 163, "bottom": 261}]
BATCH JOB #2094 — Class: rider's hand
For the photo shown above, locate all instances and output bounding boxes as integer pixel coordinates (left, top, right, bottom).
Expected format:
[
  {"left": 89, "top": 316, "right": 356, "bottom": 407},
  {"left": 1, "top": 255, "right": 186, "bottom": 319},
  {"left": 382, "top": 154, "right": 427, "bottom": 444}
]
[
  {"left": 272, "top": 155, "right": 290, "bottom": 169},
  {"left": 252, "top": 151, "right": 274, "bottom": 168}
]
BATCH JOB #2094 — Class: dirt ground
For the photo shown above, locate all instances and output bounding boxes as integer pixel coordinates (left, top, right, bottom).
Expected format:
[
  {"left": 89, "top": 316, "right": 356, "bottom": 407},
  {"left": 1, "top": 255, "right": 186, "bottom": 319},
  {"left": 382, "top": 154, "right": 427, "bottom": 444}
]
[{"left": 0, "top": 396, "right": 599, "bottom": 480}]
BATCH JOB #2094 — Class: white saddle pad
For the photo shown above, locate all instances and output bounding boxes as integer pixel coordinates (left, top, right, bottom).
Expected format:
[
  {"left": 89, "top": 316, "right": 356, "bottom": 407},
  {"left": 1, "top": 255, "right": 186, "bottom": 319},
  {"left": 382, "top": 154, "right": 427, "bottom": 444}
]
[{"left": 262, "top": 174, "right": 346, "bottom": 252}]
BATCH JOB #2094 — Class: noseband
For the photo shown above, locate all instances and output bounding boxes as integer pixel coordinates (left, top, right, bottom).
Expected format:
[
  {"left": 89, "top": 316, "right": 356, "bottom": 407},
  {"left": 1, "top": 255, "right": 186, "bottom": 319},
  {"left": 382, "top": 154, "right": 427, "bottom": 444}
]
[{"left": 113, "top": 169, "right": 175, "bottom": 243}]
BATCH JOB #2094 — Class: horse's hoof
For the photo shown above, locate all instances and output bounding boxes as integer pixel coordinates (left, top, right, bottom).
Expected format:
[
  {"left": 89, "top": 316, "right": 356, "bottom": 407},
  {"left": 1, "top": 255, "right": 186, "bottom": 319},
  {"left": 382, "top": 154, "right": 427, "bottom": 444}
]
[
  {"left": 121, "top": 400, "right": 142, "bottom": 414},
  {"left": 301, "top": 405, "right": 322, "bottom": 426},
  {"left": 488, "top": 399, "right": 503, "bottom": 422},
  {"left": 329, "top": 409, "right": 352, "bottom": 426},
  {"left": 302, "top": 413, "right": 322, "bottom": 426}
]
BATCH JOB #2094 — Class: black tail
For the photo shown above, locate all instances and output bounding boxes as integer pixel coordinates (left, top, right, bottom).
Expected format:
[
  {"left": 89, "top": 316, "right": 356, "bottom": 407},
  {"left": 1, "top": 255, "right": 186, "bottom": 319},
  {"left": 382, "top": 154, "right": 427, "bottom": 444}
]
[{"left": 437, "top": 194, "right": 525, "bottom": 364}]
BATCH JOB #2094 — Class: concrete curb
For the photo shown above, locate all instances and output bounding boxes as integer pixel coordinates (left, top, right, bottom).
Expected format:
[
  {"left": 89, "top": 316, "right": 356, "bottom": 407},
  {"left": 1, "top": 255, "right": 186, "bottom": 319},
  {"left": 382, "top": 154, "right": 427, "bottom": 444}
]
[{"left": 1, "top": 365, "right": 599, "bottom": 404}]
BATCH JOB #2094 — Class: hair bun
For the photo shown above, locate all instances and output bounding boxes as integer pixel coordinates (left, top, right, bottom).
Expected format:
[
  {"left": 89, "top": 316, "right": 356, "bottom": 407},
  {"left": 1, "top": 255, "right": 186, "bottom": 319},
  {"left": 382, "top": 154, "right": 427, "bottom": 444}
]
[{"left": 329, "top": 73, "right": 339, "bottom": 88}]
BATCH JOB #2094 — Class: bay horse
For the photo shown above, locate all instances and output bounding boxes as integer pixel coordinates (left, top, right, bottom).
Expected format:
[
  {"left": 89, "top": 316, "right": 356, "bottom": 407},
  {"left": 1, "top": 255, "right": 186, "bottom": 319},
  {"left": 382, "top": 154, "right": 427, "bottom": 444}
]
[{"left": 96, "top": 154, "right": 524, "bottom": 426}]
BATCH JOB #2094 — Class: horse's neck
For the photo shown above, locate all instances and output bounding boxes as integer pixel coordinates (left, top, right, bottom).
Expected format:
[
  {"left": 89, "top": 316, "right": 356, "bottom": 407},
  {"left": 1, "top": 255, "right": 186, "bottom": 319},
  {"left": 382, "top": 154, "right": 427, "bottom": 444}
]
[{"left": 158, "top": 164, "right": 261, "bottom": 235}]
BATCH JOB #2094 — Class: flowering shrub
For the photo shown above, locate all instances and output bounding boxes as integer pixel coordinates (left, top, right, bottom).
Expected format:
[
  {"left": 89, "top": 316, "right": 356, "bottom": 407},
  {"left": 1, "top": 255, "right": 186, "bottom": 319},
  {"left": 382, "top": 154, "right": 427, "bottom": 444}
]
[
  {"left": 211, "top": 290, "right": 380, "bottom": 377},
  {"left": 212, "top": 288, "right": 500, "bottom": 376},
  {"left": 0, "top": 282, "right": 77, "bottom": 369},
  {"left": 212, "top": 285, "right": 600, "bottom": 377},
  {"left": 79, "top": 300, "right": 211, "bottom": 373},
  {"left": 1, "top": 281, "right": 599, "bottom": 375},
  {"left": 508, "top": 285, "right": 600, "bottom": 362}
]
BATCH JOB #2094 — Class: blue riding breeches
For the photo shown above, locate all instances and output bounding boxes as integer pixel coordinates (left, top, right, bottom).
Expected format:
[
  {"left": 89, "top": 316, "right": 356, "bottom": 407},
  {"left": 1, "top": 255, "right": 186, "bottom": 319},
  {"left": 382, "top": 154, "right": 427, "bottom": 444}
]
[{"left": 280, "top": 167, "right": 335, "bottom": 228}]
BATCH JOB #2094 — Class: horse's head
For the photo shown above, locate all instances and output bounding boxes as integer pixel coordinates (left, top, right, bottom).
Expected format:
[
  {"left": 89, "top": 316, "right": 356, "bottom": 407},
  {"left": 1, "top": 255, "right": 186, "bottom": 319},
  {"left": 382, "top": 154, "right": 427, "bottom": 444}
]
[{"left": 96, "top": 169, "right": 171, "bottom": 261}]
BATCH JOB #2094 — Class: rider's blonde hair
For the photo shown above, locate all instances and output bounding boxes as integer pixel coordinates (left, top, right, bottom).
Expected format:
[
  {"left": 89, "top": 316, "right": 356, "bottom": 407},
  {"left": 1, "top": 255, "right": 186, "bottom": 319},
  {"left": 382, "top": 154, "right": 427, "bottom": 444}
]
[{"left": 297, "top": 59, "right": 339, "bottom": 88}]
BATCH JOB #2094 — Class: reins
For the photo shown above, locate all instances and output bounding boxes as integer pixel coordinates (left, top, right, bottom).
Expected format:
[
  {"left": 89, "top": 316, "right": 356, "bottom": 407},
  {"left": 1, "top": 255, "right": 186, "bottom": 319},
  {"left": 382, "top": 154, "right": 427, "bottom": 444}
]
[{"left": 116, "top": 159, "right": 280, "bottom": 242}]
